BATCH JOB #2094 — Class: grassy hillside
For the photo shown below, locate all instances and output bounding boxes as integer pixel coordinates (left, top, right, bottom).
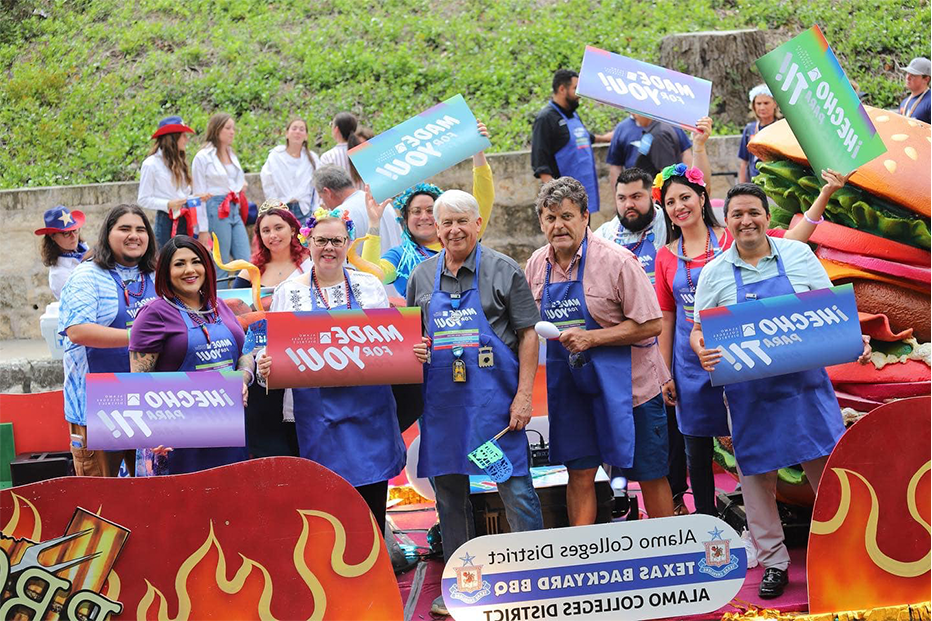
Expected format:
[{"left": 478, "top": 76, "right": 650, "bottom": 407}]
[{"left": 1, "top": 0, "right": 928, "bottom": 188}]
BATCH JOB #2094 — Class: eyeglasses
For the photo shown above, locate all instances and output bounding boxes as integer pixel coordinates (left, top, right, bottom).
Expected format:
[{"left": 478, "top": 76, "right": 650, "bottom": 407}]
[{"left": 311, "top": 236, "right": 347, "bottom": 248}]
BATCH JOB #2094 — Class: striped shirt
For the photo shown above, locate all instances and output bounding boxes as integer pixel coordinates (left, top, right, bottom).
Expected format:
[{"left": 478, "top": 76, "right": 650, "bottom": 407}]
[
  {"left": 320, "top": 143, "right": 365, "bottom": 190},
  {"left": 58, "top": 262, "right": 156, "bottom": 425}
]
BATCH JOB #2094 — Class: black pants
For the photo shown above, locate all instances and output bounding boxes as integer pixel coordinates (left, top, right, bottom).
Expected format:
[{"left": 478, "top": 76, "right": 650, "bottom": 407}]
[
  {"left": 683, "top": 435, "right": 717, "bottom": 515},
  {"left": 355, "top": 480, "right": 389, "bottom": 534},
  {"left": 666, "top": 404, "right": 688, "bottom": 499}
]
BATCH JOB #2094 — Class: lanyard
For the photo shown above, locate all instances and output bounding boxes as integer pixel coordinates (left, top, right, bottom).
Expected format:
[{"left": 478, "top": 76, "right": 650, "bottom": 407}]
[{"left": 900, "top": 89, "right": 929, "bottom": 117}]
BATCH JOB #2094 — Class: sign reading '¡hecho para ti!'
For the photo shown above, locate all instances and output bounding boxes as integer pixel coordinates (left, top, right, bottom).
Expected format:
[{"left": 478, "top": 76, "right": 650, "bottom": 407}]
[
  {"left": 265, "top": 308, "right": 424, "bottom": 388},
  {"left": 442, "top": 515, "right": 747, "bottom": 621}
]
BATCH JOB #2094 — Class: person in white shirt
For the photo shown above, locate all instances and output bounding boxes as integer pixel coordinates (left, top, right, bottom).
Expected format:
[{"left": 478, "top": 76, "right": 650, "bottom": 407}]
[
  {"left": 192, "top": 112, "right": 251, "bottom": 264},
  {"left": 312, "top": 165, "right": 403, "bottom": 253},
  {"left": 36, "top": 205, "right": 89, "bottom": 300},
  {"left": 260, "top": 117, "right": 322, "bottom": 221},
  {"left": 138, "top": 116, "right": 210, "bottom": 249},
  {"left": 320, "top": 112, "right": 365, "bottom": 189}
]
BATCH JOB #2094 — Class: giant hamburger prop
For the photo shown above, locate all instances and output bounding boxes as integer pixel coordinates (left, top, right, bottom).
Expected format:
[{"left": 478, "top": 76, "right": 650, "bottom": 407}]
[{"left": 748, "top": 106, "right": 930, "bottom": 410}]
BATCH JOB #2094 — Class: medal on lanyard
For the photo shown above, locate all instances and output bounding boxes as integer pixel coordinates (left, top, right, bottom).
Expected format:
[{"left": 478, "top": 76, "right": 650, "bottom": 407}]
[
  {"left": 478, "top": 346, "right": 494, "bottom": 368},
  {"left": 452, "top": 345, "right": 467, "bottom": 382}
]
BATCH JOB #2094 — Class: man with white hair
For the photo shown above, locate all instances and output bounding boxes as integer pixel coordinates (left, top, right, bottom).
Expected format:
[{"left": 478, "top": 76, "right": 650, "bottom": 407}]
[{"left": 406, "top": 189, "right": 544, "bottom": 617}]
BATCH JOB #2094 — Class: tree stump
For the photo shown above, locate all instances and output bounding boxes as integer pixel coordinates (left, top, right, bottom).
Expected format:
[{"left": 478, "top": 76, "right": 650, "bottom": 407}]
[{"left": 659, "top": 29, "right": 769, "bottom": 129}]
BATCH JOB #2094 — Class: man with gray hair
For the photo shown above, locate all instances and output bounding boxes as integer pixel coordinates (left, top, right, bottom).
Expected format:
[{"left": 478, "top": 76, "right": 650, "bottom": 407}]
[
  {"left": 312, "top": 165, "right": 402, "bottom": 251},
  {"left": 525, "top": 177, "right": 673, "bottom": 526},
  {"left": 406, "top": 189, "right": 544, "bottom": 617}
]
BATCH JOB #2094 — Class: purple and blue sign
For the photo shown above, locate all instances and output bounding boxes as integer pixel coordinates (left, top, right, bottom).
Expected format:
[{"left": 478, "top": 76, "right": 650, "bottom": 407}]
[
  {"left": 577, "top": 46, "right": 712, "bottom": 131},
  {"left": 348, "top": 94, "right": 491, "bottom": 202},
  {"left": 86, "top": 371, "right": 245, "bottom": 450},
  {"left": 699, "top": 284, "right": 862, "bottom": 386}
]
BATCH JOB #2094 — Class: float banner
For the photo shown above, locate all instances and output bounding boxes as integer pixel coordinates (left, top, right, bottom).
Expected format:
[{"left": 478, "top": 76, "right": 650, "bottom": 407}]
[
  {"left": 755, "top": 25, "right": 887, "bottom": 177},
  {"left": 348, "top": 94, "right": 491, "bottom": 202},
  {"left": 699, "top": 284, "right": 862, "bottom": 386},
  {"left": 577, "top": 45, "right": 712, "bottom": 131},
  {"left": 86, "top": 371, "right": 245, "bottom": 450},
  {"left": 266, "top": 308, "right": 423, "bottom": 388},
  {"left": 442, "top": 515, "right": 746, "bottom": 621}
]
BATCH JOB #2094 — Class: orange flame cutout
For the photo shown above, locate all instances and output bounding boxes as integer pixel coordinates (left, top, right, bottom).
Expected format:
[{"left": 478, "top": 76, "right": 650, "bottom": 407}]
[
  {"left": 811, "top": 462, "right": 932, "bottom": 577},
  {"left": 137, "top": 521, "right": 277, "bottom": 620},
  {"left": 1, "top": 492, "right": 42, "bottom": 542}
]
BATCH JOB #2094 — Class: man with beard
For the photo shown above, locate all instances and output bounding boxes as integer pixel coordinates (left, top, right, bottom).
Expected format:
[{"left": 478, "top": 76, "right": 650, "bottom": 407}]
[{"left": 531, "top": 69, "right": 613, "bottom": 212}]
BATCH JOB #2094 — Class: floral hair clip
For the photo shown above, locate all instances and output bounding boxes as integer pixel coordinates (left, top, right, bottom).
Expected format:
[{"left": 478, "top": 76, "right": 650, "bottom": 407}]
[
  {"left": 297, "top": 207, "right": 356, "bottom": 247},
  {"left": 652, "top": 164, "right": 705, "bottom": 203}
]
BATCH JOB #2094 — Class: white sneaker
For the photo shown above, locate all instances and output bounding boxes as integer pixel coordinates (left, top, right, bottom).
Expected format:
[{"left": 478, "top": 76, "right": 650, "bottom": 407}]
[{"left": 431, "top": 595, "right": 449, "bottom": 616}]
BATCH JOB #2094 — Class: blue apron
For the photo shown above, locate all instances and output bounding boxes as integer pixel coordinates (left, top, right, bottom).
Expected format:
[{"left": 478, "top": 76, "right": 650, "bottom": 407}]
[
  {"left": 672, "top": 229, "right": 730, "bottom": 436},
  {"left": 618, "top": 228, "right": 658, "bottom": 285},
  {"left": 292, "top": 269, "right": 405, "bottom": 487},
  {"left": 86, "top": 271, "right": 156, "bottom": 373},
  {"left": 542, "top": 237, "right": 635, "bottom": 467},
  {"left": 166, "top": 308, "right": 250, "bottom": 474},
  {"left": 419, "top": 245, "right": 529, "bottom": 478},
  {"left": 550, "top": 102, "right": 600, "bottom": 213},
  {"left": 723, "top": 251, "right": 845, "bottom": 476}
]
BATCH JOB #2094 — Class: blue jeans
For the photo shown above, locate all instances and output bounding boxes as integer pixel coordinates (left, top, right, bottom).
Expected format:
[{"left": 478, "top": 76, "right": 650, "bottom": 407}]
[
  {"left": 683, "top": 434, "right": 717, "bottom": 515},
  {"left": 432, "top": 469, "right": 543, "bottom": 564},
  {"left": 206, "top": 195, "right": 251, "bottom": 264},
  {"left": 153, "top": 210, "right": 190, "bottom": 251}
]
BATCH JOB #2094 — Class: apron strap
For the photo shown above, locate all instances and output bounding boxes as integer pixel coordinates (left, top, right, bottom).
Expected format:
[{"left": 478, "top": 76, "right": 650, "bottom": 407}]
[
  {"left": 543, "top": 237, "right": 586, "bottom": 308},
  {"left": 733, "top": 239, "right": 787, "bottom": 290},
  {"left": 432, "top": 245, "right": 483, "bottom": 293}
]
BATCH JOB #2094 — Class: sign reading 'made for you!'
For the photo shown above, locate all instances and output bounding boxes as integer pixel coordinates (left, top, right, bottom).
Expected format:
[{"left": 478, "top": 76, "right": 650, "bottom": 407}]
[{"left": 442, "top": 515, "right": 746, "bottom": 621}]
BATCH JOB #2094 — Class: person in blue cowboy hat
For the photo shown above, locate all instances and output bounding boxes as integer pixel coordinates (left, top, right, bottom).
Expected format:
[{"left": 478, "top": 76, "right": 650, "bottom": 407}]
[{"left": 36, "top": 205, "right": 88, "bottom": 300}]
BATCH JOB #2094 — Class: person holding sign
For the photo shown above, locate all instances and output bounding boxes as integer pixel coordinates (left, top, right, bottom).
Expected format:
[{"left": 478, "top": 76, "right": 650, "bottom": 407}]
[
  {"left": 654, "top": 167, "right": 848, "bottom": 518},
  {"left": 525, "top": 177, "right": 672, "bottom": 525},
  {"left": 737, "top": 84, "right": 779, "bottom": 183},
  {"left": 359, "top": 122, "right": 494, "bottom": 298},
  {"left": 531, "top": 69, "right": 612, "bottom": 211},
  {"left": 899, "top": 57, "right": 931, "bottom": 124},
  {"left": 406, "top": 189, "right": 544, "bottom": 615},
  {"left": 129, "top": 236, "right": 251, "bottom": 474},
  {"left": 689, "top": 183, "right": 870, "bottom": 599},
  {"left": 314, "top": 165, "right": 403, "bottom": 254},
  {"left": 59, "top": 204, "right": 158, "bottom": 477},
  {"left": 259, "top": 117, "right": 322, "bottom": 220},
  {"left": 256, "top": 207, "right": 422, "bottom": 533}
]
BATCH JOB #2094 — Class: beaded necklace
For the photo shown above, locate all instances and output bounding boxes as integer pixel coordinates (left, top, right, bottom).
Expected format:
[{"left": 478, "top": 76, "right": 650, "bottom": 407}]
[
  {"left": 311, "top": 268, "right": 352, "bottom": 310},
  {"left": 116, "top": 272, "right": 147, "bottom": 306},
  {"left": 170, "top": 295, "right": 220, "bottom": 343},
  {"left": 684, "top": 228, "right": 713, "bottom": 293}
]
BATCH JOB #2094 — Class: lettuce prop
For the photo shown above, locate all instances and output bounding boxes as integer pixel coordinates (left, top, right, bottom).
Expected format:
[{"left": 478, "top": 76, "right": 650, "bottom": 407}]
[{"left": 754, "top": 160, "right": 931, "bottom": 250}]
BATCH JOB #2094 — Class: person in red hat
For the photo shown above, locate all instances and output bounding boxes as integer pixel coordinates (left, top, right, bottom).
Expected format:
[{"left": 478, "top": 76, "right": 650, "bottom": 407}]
[
  {"left": 138, "top": 116, "right": 211, "bottom": 249},
  {"left": 36, "top": 205, "right": 88, "bottom": 299}
]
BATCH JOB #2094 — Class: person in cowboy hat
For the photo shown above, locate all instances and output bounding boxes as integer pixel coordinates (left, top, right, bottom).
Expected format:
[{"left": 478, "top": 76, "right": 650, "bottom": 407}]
[
  {"left": 36, "top": 205, "right": 88, "bottom": 300},
  {"left": 138, "top": 115, "right": 211, "bottom": 249}
]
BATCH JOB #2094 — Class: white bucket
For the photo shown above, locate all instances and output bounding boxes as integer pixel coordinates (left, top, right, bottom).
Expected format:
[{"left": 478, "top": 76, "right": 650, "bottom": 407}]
[{"left": 40, "top": 302, "right": 65, "bottom": 360}]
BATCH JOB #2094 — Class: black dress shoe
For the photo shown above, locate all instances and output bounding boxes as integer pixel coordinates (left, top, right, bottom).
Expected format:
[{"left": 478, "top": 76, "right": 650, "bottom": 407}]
[{"left": 758, "top": 567, "right": 789, "bottom": 599}]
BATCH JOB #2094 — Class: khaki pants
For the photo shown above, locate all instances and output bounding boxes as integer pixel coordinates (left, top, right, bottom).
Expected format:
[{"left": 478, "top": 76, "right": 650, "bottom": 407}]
[{"left": 69, "top": 423, "right": 135, "bottom": 477}]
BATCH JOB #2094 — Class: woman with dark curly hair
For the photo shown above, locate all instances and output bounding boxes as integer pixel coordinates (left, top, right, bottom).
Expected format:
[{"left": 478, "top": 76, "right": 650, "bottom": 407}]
[{"left": 36, "top": 205, "right": 88, "bottom": 299}]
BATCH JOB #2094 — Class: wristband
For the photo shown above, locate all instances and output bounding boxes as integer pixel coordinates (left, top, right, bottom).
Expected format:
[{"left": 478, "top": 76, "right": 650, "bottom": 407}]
[
  {"left": 804, "top": 213, "right": 825, "bottom": 225},
  {"left": 126, "top": 327, "right": 131, "bottom": 340},
  {"left": 240, "top": 367, "right": 255, "bottom": 387}
]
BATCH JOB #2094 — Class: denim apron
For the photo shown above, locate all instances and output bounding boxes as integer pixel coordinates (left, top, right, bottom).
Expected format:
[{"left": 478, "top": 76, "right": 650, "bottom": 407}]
[
  {"left": 419, "top": 245, "right": 529, "bottom": 478},
  {"left": 722, "top": 251, "right": 845, "bottom": 476},
  {"left": 542, "top": 237, "right": 635, "bottom": 467},
  {"left": 550, "top": 102, "right": 600, "bottom": 212},
  {"left": 292, "top": 269, "right": 405, "bottom": 487}
]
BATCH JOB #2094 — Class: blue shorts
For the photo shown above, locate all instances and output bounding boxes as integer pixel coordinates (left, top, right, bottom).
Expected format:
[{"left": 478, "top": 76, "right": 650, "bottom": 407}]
[
  {"left": 617, "top": 393, "right": 669, "bottom": 482},
  {"left": 563, "top": 454, "right": 603, "bottom": 470}
]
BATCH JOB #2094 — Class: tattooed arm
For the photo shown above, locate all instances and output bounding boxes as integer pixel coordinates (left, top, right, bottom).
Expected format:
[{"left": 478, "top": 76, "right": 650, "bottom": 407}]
[{"left": 130, "top": 350, "right": 160, "bottom": 373}]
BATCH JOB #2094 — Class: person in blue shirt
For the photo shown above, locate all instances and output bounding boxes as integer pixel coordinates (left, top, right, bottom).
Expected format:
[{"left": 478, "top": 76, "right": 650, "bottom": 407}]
[
  {"left": 607, "top": 115, "right": 694, "bottom": 184},
  {"left": 899, "top": 57, "right": 931, "bottom": 124},
  {"left": 737, "top": 84, "right": 779, "bottom": 182}
]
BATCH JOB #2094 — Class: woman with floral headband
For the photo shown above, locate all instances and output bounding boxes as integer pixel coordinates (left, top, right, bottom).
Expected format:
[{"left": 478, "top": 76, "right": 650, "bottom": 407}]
[
  {"left": 256, "top": 206, "right": 429, "bottom": 531},
  {"left": 359, "top": 122, "right": 494, "bottom": 298},
  {"left": 653, "top": 164, "right": 843, "bottom": 516}
]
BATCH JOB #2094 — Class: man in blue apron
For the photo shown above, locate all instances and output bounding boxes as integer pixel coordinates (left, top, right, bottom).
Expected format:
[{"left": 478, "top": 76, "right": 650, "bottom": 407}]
[
  {"left": 59, "top": 204, "right": 159, "bottom": 477},
  {"left": 690, "top": 184, "right": 871, "bottom": 599},
  {"left": 531, "top": 69, "right": 612, "bottom": 212},
  {"left": 406, "top": 189, "right": 544, "bottom": 617},
  {"left": 525, "top": 177, "right": 673, "bottom": 526}
]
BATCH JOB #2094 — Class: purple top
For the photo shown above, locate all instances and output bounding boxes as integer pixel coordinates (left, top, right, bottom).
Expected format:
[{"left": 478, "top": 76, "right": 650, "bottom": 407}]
[{"left": 130, "top": 297, "right": 245, "bottom": 371}]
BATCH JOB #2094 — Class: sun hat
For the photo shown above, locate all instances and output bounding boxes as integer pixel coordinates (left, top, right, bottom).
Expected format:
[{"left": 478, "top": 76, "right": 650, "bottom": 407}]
[
  {"left": 151, "top": 115, "right": 195, "bottom": 139},
  {"left": 35, "top": 205, "right": 85, "bottom": 236}
]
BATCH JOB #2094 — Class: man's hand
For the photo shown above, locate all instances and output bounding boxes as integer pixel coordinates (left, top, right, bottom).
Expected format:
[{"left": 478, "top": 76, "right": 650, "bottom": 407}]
[
  {"left": 662, "top": 379, "right": 677, "bottom": 406},
  {"left": 820, "top": 168, "right": 855, "bottom": 196},
  {"left": 695, "top": 336, "right": 722, "bottom": 372},
  {"left": 858, "top": 334, "right": 872, "bottom": 365},
  {"left": 508, "top": 390, "right": 533, "bottom": 431},
  {"left": 256, "top": 352, "right": 271, "bottom": 380},
  {"left": 558, "top": 327, "right": 596, "bottom": 354},
  {"left": 413, "top": 336, "right": 430, "bottom": 364}
]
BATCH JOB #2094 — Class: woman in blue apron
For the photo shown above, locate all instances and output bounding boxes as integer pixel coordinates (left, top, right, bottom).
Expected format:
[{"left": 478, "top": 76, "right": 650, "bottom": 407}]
[
  {"left": 129, "top": 236, "right": 251, "bottom": 475},
  {"left": 256, "top": 208, "right": 417, "bottom": 532},
  {"left": 550, "top": 102, "right": 600, "bottom": 213}
]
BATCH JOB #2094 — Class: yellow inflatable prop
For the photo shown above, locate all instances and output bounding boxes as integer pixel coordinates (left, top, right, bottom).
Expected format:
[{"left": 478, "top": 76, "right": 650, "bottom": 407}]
[{"left": 211, "top": 233, "right": 262, "bottom": 310}]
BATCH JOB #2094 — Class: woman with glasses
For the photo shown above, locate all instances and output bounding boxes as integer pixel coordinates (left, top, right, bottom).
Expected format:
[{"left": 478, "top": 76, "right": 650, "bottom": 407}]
[{"left": 256, "top": 207, "right": 428, "bottom": 531}]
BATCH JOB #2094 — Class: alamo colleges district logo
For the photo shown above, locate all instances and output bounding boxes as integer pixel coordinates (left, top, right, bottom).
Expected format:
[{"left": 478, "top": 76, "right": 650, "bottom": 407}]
[
  {"left": 697, "top": 527, "right": 739, "bottom": 579},
  {"left": 449, "top": 553, "right": 492, "bottom": 604}
]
